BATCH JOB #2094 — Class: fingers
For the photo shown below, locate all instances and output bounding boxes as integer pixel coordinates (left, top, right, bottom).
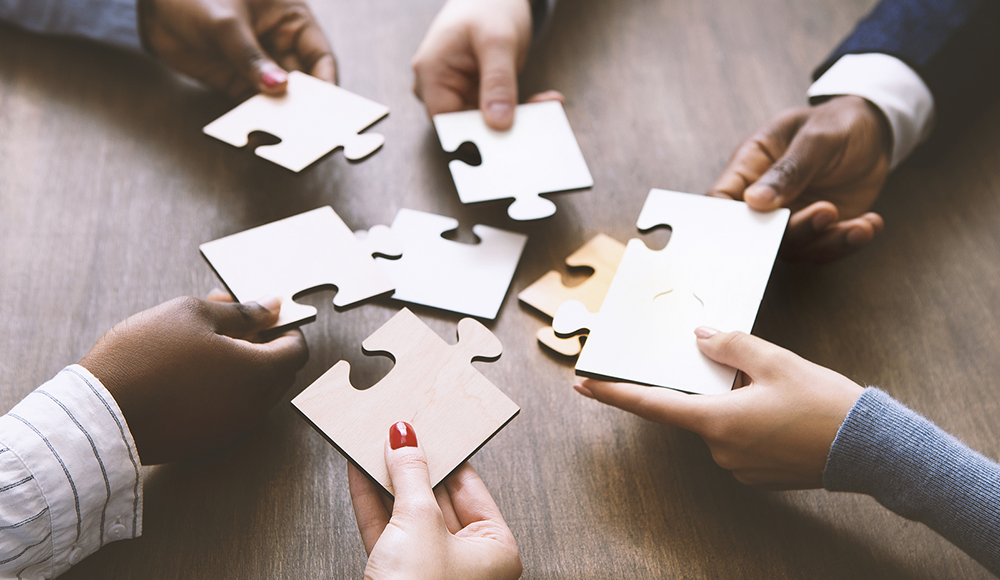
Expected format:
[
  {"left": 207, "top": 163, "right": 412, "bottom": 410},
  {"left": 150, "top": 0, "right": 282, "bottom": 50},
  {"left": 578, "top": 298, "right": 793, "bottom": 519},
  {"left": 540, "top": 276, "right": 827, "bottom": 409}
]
[
  {"left": 206, "top": 288, "right": 235, "bottom": 303},
  {"left": 743, "top": 120, "right": 843, "bottom": 211},
  {"left": 443, "top": 463, "right": 506, "bottom": 529},
  {"left": 204, "top": 295, "right": 282, "bottom": 338},
  {"left": 525, "top": 90, "right": 565, "bottom": 104},
  {"left": 694, "top": 329, "right": 791, "bottom": 382},
  {"left": 708, "top": 109, "right": 804, "bottom": 202},
  {"left": 574, "top": 378, "right": 713, "bottom": 432},
  {"left": 384, "top": 422, "right": 439, "bottom": 514},
  {"left": 781, "top": 208, "right": 884, "bottom": 263},
  {"left": 294, "top": 20, "right": 337, "bottom": 84},
  {"left": 348, "top": 463, "right": 390, "bottom": 555},
  {"left": 473, "top": 35, "right": 520, "bottom": 129},
  {"left": 214, "top": 13, "right": 289, "bottom": 95}
]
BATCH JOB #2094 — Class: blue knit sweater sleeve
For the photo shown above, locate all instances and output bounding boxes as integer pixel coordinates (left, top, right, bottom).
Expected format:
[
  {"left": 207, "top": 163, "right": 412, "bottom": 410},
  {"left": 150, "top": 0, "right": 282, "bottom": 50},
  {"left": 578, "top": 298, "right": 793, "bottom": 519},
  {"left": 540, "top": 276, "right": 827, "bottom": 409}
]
[
  {"left": 824, "top": 388, "right": 1000, "bottom": 575},
  {"left": 0, "top": 0, "right": 141, "bottom": 51}
]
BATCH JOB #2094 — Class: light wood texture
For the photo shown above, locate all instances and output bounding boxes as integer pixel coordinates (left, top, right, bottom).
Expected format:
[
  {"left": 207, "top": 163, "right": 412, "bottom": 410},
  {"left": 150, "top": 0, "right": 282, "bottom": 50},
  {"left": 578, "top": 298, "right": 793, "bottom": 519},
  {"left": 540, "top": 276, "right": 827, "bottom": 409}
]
[
  {"left": 4, "top": 0, "right": 1000, "bottom": 577},
  {"left": 519, "top": 233, "right": 626, "bottom": 356},
  {"left": 200, "top": 206, "right": 401, "bottom": 328},
  {"left": 291, "top": 308, "right": 519, "bottom": 495},
  {"left": 203, "top": 71, "right": 389, "bottom": 171},
  {"left": 553, "top": 190, "right": 787, "bottom": 394},
  {"left": 434, "top": 101, "right": 593, "bottom": 220},
  {"left": 375, "top": 209, "right": 527, "bottom": 319}
]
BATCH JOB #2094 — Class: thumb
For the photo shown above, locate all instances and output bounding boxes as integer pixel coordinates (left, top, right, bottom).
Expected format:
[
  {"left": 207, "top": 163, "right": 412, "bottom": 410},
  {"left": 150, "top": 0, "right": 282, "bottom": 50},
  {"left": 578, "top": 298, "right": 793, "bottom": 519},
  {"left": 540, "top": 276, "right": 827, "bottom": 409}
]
[
  {"left": 474, "top": 37, "right": 519, "bottom": 130},
  {"left": 215, "top": 15, "right": 288, "bottom": 95},
  {"left": 743, "top": 123, "right": 839, "bottom": 211},
  {"left": 694, "top": 328, "right": 788, "bottom": 382},
  {"left": 384, "top": 422, "right": 438, "bottom": 509},
  {"left": 205, "top": 295, "right": 282, "bottom": 338}
]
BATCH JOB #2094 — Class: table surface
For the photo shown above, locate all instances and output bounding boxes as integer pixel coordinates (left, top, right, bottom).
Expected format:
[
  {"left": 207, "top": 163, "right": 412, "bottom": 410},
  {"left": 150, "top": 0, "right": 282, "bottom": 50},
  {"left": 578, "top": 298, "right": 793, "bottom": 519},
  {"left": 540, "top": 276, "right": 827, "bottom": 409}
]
[{"left": 2, "top": 0, "right": 999, "bottom": 578}]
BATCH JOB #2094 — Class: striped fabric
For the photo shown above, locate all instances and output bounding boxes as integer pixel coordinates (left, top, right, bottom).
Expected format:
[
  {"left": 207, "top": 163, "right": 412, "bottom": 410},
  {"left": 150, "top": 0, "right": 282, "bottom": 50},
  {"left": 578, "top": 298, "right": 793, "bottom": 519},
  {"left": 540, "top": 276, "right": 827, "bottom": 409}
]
[{"left": 0, "top": 365, "right": 142, "bottom": 579}]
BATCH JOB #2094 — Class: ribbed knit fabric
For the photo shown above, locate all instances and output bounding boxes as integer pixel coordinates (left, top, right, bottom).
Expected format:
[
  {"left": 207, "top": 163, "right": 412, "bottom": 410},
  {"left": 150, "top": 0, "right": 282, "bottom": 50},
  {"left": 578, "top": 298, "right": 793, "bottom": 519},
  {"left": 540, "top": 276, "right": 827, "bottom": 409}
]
[{"left": 825, "top": 388, "right": 1000, "bottom": 575}]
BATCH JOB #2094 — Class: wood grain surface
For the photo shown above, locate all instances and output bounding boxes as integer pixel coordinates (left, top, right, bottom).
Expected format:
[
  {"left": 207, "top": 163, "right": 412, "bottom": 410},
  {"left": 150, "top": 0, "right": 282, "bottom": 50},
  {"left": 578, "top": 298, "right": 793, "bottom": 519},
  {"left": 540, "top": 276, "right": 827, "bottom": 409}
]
[{"left": 2, "top": 0, "right": 998, "bottom": 578}]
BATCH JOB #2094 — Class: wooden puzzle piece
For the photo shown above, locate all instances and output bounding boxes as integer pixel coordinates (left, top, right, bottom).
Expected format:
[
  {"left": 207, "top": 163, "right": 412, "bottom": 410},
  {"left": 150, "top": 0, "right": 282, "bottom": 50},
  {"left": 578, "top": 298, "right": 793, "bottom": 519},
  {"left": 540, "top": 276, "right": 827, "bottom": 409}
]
[
  {"left": 200, "top": 206, "right": 402, "bottom": 329},
  {"left": 518, "top": 234, "right": 625, "bottom": 356},
  {"left": 203, "top": 71, "right": 389, "bottom": 172},
  {"left": 433, "top": 101, "right": 593, "bottom": 221},
  {"left": 291, "top": 308, "right": 520, "bottom": 495},
  {"left": 373, "top": 209, "right": 527, "bottom": 320},
  {"left": 552, "top": 189, "right": 788, "bottom": 395}
]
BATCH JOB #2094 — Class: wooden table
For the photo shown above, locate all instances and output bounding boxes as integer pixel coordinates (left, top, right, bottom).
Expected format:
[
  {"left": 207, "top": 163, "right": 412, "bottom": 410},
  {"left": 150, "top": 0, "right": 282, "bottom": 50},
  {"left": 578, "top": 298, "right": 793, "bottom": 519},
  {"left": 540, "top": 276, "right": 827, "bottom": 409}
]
[{"left": 2, "top": 0, "right": 998, "bottom": 577}]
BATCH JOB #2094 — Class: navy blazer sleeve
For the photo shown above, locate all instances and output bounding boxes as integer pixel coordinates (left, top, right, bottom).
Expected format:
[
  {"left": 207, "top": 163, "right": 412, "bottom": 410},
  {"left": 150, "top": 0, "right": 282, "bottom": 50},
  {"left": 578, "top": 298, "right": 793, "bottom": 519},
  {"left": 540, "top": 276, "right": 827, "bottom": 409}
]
[{"left": 814, "top": 0, "right": 1000, "bottom": 146}]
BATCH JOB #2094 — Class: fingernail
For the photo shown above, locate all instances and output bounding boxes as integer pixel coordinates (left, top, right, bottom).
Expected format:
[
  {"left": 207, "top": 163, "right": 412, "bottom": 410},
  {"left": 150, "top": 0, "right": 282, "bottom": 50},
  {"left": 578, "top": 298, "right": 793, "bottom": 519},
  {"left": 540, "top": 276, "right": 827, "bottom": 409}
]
[
  {"left": 389, "top": 421, "right": 418, "bottom": 449},
  {"left": 694, "top": 327, "right": 719, "bottom": 339},
  {"left": 256, "top": 295, "right": 282, "bottom": 313},
  {"left": 261, "top": 68, "right": 287, "bottom": 89},
  {"left": 487, "top": 102, "right": 513, "bottom": 125},
  {"left": 746, "top": 185, "right": 777, "bottom": 206},
  {"left": 573, "top": 384, "right": 595, "bottom": 399},
  {"left": 812, "top": 212, "right": 835, "bottom": 231}
]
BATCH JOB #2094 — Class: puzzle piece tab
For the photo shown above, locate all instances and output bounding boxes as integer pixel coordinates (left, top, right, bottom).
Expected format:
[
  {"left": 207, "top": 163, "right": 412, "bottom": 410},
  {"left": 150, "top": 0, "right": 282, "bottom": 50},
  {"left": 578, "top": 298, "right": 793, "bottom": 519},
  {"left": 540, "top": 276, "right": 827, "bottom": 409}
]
[
  {"left": 291, "top": 308, "right": 520, "bottom": 495},
  {"left": 434, "top": 101, "right": 593, "bottom": 220},
  {"left": 200, "top": 206, "right": 402, "bottom": 329},
  {"left": 203, "top": 71, "right": 389, "bottom": 172},
  {"left": 373, "top": 209, "right": 527, "bottom": 319},
  {"left": 553, "top": 190, "right": 788, "bottom": 395},
  {"left": 518, "top": 234, "right": 625, "bottom": 356}
]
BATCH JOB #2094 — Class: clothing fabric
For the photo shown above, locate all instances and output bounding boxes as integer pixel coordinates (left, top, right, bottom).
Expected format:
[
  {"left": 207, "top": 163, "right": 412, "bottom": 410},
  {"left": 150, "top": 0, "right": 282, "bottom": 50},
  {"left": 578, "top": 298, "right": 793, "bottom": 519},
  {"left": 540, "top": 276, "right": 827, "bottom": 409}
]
[
  {"left": 808, "top": 53, "right": 934, "bottom": 169},
  {"left": 0, "top": 0, "right": 141, "bottom": 51},
  {"left": 825, "top": 388, "right": 1000, "bottom": 576},
  {"left": 0, "top": 366, "right": 142, "bottom": 580},
  {"left": 813, "top": 0, "right": 1000, "bottom": 153}
]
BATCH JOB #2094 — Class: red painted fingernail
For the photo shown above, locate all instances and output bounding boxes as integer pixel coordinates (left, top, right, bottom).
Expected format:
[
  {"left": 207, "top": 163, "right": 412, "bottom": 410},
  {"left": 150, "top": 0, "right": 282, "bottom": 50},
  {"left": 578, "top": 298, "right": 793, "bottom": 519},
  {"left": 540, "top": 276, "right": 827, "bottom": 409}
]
[
  {"left": 389, "top": 421, "right": 417, "bottom": 449},
  {"left": 261, "top": 69, "right": 287, "bottom": 88}
]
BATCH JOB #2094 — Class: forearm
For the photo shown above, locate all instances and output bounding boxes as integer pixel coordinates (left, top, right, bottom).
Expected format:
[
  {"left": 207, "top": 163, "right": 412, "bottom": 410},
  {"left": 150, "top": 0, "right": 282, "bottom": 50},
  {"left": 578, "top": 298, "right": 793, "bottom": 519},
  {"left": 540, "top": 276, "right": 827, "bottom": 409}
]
[
  {"left": 825, "top": 388, "right": 1000, "bottom": 575},
  {"left": 0, "top": 0, "right": 142, "bottom": 51}
]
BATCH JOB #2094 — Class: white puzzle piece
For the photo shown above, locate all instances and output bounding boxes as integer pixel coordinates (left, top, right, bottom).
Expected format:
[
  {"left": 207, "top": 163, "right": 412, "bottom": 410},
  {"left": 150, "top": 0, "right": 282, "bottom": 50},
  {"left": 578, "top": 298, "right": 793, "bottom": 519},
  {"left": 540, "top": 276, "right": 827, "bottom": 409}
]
[
  {"left": 552, "top": 189, "right": 788, "bottom": 395},
  {"left": 372, "top": 209, "right": 527, "bottom": 319},
  {"left": 433, "top": 101, "right": 593, "bottom": 221},
  {"left": 200, "top": 206, "right": 402, "bottom": 329},
  {"left": 203, "top": 71, "right": 389, "bottom": 172}
]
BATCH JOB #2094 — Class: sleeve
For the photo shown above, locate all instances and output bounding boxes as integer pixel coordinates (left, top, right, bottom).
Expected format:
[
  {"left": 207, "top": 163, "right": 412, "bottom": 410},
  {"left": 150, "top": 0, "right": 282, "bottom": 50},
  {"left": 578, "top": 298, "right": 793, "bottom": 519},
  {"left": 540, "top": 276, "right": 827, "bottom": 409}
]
[
  {"left": 0, "top": 0, "right": 142, "bottom": 51},
  {"left": 824, "top": 388, "right": 1000, "bottom": 575},
  {"left": 812, "top": 0, "right": 1000, "bottom": 151},
  {"left": 0, "top": 365, "right": 143, "bottom": 579},
  {"left": 530, "top": 0, "right": 558, "bottom": 40}
]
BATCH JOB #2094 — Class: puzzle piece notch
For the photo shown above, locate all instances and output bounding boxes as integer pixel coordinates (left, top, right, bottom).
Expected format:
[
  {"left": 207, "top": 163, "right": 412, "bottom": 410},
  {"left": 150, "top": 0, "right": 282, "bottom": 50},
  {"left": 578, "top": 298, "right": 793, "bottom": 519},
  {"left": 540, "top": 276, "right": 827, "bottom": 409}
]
[
  {"left": 203, "top": 71, "right": 389, "bottom": 172},
  {"left": 374, "top": 209, "right": 527, "bottom": 320},
  {"left": 200, "top": 206, "right": 401, "bottom": 329},
  {"left": 434, "top": 101, "right": 593, "bottom": 221},
  {"left": 519, "top": 234, "right": 626, "bottom": 356},
  {"left": 291, "top": 308, "right": 518, "bottom": 495}
]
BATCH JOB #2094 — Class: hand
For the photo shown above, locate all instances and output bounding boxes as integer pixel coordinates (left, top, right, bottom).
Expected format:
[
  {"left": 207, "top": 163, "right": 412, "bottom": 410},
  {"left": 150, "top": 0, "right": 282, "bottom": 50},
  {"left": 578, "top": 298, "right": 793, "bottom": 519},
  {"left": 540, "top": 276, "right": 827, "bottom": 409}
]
[
  {"left": 139, "top": 0, "right": 336, "bottom": 99},
  {"left": 709, "top": 96, "right": 891, "bottom": 263},
  {"left": 349, "top": 422, "right": 522, "bottom": 580},
  {"left": 79, "top": 290, "right": 309, "bottom": 464},
  {"left": 412, "top": 0, "right": 564, "bottom": 129},
  {"left": 574, "top": 329, "right": 864, "bottom": 489}
]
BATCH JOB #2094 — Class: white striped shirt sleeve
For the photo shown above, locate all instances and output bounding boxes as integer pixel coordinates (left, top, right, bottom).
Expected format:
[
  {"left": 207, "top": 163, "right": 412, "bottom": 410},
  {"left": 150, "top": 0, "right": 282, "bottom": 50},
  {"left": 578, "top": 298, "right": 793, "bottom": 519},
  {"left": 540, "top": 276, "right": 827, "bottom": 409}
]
[{"left": 0, "top": 365, "right": 142, "bottom": 580}]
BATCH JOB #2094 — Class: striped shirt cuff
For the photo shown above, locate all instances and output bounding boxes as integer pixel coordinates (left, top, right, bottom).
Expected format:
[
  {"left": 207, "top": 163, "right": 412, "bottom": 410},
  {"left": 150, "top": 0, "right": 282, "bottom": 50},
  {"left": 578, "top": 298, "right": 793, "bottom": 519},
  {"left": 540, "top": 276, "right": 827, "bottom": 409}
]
[{"left": 0, "top": 365, "right": 143, "bottom": 579}]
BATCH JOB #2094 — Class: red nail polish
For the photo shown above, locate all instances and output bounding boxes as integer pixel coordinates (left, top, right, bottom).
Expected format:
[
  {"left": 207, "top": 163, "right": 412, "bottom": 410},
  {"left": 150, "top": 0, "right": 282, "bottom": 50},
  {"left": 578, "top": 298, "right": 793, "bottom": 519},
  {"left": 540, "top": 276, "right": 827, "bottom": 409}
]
[
  {"left": 389, "top": 421, "right": 417, "bottom": 449},
  {"left": 261, "top": 69, "right": 287, "bottom": 88}
]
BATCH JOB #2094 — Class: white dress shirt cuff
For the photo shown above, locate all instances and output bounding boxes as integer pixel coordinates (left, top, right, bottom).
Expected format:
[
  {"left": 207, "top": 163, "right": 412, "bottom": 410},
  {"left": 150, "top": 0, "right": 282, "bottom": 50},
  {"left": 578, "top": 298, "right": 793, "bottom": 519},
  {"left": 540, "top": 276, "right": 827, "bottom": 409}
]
[
  {"left": 0, "top": 365, "right": 143, "bottom": 579},
  {"left": 808, "top": 53, "right": 935, "bottom": 170}
]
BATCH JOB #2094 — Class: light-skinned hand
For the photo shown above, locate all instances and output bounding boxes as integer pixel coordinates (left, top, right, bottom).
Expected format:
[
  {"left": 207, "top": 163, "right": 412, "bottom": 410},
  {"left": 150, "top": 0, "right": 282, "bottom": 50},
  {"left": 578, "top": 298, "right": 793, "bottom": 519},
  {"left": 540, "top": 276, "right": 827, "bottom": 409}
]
[
  {"left": 349, "top": 422, "right": 522, "bottom": 580},
  {"left": 139, "top": 0, "right": 336, "bottom": 99},
  {"left": 79, "top": 290, "right": 309, "bottom": 464},
  {"left": 709, "top": 95, "right": 891, "bottom": 263},
  {"left": 574, "top": 328, "right": 864, "bottom": 489},
  {"left": 412, "top": 0, "right": 564, "bottom": 129}
]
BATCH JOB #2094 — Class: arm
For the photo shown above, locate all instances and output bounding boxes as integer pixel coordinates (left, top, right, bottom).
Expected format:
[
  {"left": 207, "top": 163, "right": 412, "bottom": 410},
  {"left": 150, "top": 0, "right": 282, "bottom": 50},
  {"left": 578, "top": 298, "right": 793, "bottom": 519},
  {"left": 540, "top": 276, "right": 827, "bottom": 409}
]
[{"left": 0, "top": 0, "right": 141, "bottom": 50}]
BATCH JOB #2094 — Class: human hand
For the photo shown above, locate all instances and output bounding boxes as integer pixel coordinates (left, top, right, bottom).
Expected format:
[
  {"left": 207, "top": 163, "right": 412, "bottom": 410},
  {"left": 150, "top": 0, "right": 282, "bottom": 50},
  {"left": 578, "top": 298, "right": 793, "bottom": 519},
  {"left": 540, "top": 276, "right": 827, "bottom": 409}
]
[
  {"left": 79, "top": 290, "right": 309, "bottom": 464},
  {"left": 139, "top": 0, "right": 336, "bottom": 99},
  {"left": 412, "top": 0, "right": 564, "bottom": 129},
  {"left": 709, "top": 96, "right": 891, "bottom": 263},
  {"left": 574, "top": 329, "right": 864, "bottom": 489},
  {"left": 349, "top": 422, "right": 522, "bottom": 580}
]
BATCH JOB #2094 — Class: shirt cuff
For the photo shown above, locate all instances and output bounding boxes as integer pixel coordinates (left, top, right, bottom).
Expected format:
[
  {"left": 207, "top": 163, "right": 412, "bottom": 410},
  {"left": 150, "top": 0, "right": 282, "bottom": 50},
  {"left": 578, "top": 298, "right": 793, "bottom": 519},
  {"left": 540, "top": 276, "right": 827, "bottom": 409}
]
[
  {"left": 807, "top": 53, "right": 935, "bottom": 170},
  {"left": 0, "top": 365, "right": 143, "bottom": 579},
  {"left": 0, "top": 0, "right": 142, "bottom": 52}
]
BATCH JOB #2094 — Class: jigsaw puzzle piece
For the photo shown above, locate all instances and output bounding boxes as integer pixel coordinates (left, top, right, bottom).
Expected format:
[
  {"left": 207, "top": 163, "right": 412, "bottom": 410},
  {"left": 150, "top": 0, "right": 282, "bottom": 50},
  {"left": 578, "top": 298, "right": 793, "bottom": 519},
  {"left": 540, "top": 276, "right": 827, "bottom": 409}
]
[
  {"left": 203, "top": 71, "right": 389, "bottom": 172},
  {"left": 374, "top": 209, "right": 527, "bottom": 319},
  {"left": 200, "top": 206, "right": 398, "bottom": 329},
  {"left": 434, "top": 101, "right": 593, "bottom": 221},
  {"left": 291, "top": 308, "right": 519, "bottom": 495}
]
